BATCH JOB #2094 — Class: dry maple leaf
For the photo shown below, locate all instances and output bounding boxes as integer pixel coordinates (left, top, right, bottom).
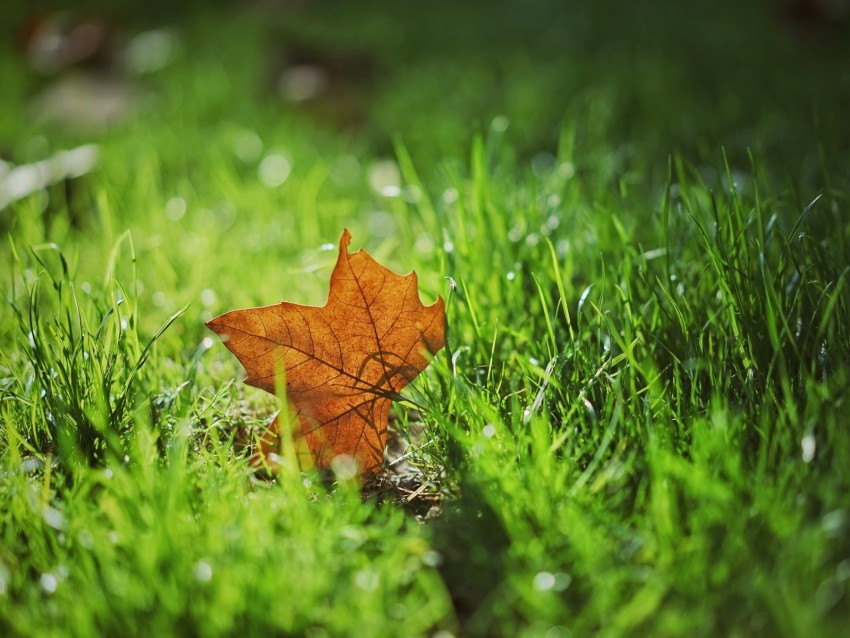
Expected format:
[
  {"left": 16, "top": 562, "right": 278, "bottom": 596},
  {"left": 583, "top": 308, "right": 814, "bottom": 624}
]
[{"left": 206, "top": 229, "right": 445, "bottom": 478}]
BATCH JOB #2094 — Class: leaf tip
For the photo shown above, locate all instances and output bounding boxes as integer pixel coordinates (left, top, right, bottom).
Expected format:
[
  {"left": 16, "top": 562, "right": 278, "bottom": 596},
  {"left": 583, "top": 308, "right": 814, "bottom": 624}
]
[
  {"left": 339, "top": 228, "right": 352, "bottom": 252},
  {"left": 205, "top": 314, "right": 228, "bottom": 340}
]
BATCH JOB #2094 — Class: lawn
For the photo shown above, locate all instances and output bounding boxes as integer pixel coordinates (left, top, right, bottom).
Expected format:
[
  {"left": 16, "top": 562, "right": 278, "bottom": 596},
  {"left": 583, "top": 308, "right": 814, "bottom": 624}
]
[{"left": 1, "top": 1, "right": 849, "bottom": 636}]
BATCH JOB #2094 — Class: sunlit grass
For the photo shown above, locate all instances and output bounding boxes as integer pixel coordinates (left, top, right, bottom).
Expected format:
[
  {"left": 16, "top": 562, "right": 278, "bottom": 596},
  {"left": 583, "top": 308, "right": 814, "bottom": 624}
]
[{"left": 2, "top": 1, "right": 850, "bottom": 636}]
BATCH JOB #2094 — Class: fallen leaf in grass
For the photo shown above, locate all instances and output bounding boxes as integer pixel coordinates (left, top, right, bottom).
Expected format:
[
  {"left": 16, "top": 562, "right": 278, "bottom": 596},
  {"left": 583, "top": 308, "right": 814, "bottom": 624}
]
[{"left": 207, "top": 229, "right": 445, "bottom": 478}]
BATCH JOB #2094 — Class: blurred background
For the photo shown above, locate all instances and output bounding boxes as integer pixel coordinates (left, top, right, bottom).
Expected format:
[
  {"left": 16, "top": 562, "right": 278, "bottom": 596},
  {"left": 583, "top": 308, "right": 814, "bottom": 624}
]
[{"left": 2, "top": 0, "right": 848, "bottom": 168}]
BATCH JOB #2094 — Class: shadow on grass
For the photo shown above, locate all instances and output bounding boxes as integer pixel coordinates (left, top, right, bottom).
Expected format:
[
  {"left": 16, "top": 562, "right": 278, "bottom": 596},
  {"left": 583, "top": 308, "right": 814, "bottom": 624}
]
[{"left": 429, "top": 477, "right": 513, "bottom": 636}]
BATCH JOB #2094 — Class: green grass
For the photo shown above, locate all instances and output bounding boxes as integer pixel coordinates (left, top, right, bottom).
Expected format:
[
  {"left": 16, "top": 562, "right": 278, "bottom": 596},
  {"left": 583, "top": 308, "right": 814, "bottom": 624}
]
[{"left": 2, "top": 1, "right": 850, "bottom": 636}]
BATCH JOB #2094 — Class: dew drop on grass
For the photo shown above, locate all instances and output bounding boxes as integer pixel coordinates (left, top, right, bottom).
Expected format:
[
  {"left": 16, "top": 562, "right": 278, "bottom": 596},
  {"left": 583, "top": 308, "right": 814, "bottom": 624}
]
[
  {"left": 533, "top": 571, "right": 556, "bottom": 591},
  {"left": 259, "top": 153, "right": 292, "bottom": 188},
  {"left": 340, "top": 526, "right": 365, "bottom": 550},
  {"left": 421, "top": 550, "right": 442, "bottom": 567},
  {"left": 330, "top": 454, "right": 358, "bottom": 482},
  {"left": 442, "top": 240, "right": 454, "bottom": 253},
  {"left": 816, "top": 578, "right": 843, "bottom": 612},
  {"left": 414, "top": 234, "right": 435, "bottom": 255},
  {"left": 165, "top": 197, "right": 186, "bottom": 221},
  {"left": 233, "top": 130, "right": 263, "bottom": 164},
  {"left": 354, "top": 569, "right": 379, "bottom": 592},
  {"left": 42, "top": 506, "right": 65, "bottom": 531},
  {"left": 193, "top": 560, "right": 213, "bottom": 583},
  {"left": 200, "top": 289, "right": 216, "bottom": 307},
  {"left": 556, "top": 239, "right": 569, "bottom": 258},
  {"left": 822, "top": 510, "right": 845, "bottom": 535},
  {"left": 532, "top": 152, "right": 556, "bottom": 177},
  {"left": 441, "top": 187, "right": 458, "bottom": 204},
  {"left": 265, "top": 453, "right": 283, "bottom": 467},
  {"left": 491, "top": 115, "right": 509, "bottom": 132},
  {"left": 40, "top": 573, "right": 58, "bottom": 594},
  {"left": 836, "top": 559, "right": 850, "bottom": 582},
  {"left": 21, "top": 457, "right": 42, "bottom": 473},
  {"left": 668, "top": 183, "right": 683, "bottom": 202},
  {"left": 78, "top": 529, "right": 94, "bottom": 550},
  {"left": 125, "top": 29, "right": 178, "bottom": 74},
  {"left": 553, "top": 572, "right": 572, "bottom": 591},
  {"left": 506, "top": 271, "right": 515, "bottom": 281},
  {"left": 801, "top": 435, "right": 816, "bottom": 463},
  {"left": 558, "top": 162, "right": 575, "bottom": 179},
  {"left": 278, "top": 65, "right": 328, "bottom": 102},
  {"left": 482, "top": 424, "right": 496, "bottom": 438},
  {"left": 367, "top": 159, "right": 400, "bottom": 196}
]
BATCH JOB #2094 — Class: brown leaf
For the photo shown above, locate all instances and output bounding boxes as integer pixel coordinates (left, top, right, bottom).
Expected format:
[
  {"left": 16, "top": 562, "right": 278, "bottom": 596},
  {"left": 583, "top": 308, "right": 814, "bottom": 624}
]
[{"left": 206, "top": 229, "right": 445, "bottom": 478}]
